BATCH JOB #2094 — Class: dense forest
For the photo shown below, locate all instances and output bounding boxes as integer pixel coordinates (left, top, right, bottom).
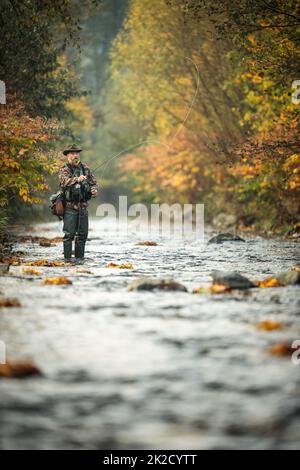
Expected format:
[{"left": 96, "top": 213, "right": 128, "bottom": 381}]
[{"left": 1, "top": 0, "right": 299, "bottom": 235}]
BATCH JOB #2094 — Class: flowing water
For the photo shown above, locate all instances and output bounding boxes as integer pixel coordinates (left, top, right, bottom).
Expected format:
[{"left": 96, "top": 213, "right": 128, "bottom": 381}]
[{"left": 0, "top": 218, "right": 299, "bottom": 449}]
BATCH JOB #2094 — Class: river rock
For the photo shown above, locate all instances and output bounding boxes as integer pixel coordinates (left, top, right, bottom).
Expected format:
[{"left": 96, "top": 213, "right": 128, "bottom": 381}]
[
  {"left": 208, "top": 232, "right": 245, "bottom": 244},
  {"left": 275, "top": 270, "right": 300, "bottom": 285},
  {"left": 211, "top": 270, "right": 254, "bottom": 289},
  {"left": 128, "top": 277, "right": 187, "bottom": 292},
  {"left": 0, "top": 264, "right": 9, "bottom": 274},
  {"left": 39, "top": 241, "right": 52, "bottom": 247}
]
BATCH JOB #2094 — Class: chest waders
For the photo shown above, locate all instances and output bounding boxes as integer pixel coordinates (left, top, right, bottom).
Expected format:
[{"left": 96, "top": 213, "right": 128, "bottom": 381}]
[{"left": 62, "top": 164, "right": 89, "bottom": 260}]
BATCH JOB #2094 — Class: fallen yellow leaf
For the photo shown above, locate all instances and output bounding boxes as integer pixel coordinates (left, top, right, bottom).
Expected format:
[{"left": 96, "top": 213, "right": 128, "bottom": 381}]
[
  {"left": 106, "top": 262, "right": 134, "bottom": 269},
  {"left": 209, "top": 284, "right": 231, "bottom": 293},
  {"left": 42, "top": 277, "right": 72, "bottom": 285},
  {"left": 194, "top": 284, "right": 232, "bottom": 294},
  {"left": 70, "top": 268, "right": 93, "bottom": 274},
  {"left": 137, "top": 241, "right": 158, "bottom": 246},
  {"left": 193, "top": 287, "right": 208, "bottom": 294},
  {"left": 0, "top": 360, "right": 41, "bottom": 378},
  {"left": 269, "top": 343, "right": 293, "bottom": 356},
  {"left": 256, "top": 320, "right": 283, "bottom": 331},
  {"left": 254, "top": 278, "right": 283, "bottom": 288},
  {"left": 0, "top": 256, "right": 22, "bottom": 265},
  {"left": 0, "top": 298, "right": 21, "bottom": 307},
  {"left": 26, "top": 259, "right": 68, "bottom": 267},
  {"left": 23, "top": 267, "right": 42, "bottom": 275}
]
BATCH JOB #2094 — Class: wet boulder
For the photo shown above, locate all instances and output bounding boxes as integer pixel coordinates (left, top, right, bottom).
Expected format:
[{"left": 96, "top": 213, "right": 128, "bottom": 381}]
[
  {"left": 211, "top": 270, "right": 254, "bottom": 289},
  {"left": 0, "top": 264, "right": 9, "bottom": 275},
  {"left": 128, "top": 277, "right": 188, "bottom": 292},
  {"left": 208, "top": 232, "right": 245, "bottom": 244},
  {"left": 39, "top": 240, "right": 52, "bottom": 247},
  {"left": 275, "top": 269, "right": 300, "bottom": 285}
]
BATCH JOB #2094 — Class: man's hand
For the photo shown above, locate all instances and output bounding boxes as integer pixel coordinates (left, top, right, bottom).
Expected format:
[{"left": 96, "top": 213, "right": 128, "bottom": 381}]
[
  {"left": 91, "top": 188, "right": 98, "bottom": 198},
  {"left": 78, "top": 175, "right": 87, "bottom": 183}
]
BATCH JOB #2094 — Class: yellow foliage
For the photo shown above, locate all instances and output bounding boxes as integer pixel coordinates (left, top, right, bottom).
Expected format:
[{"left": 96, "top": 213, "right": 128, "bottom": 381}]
[
  {"left": 0, "top": 98, "right": 62, "bottom": 207},
  {"left": 246, "top": 34, "right": 257, "bottom": 45},
  {"left": 65, "top": 96, "right": 93, "bottom": 131}
]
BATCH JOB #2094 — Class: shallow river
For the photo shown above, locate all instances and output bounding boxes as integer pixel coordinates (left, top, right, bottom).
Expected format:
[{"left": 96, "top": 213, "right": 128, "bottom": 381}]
[{"left": 0, "top": 218, "right": 299, "bottom": 449}]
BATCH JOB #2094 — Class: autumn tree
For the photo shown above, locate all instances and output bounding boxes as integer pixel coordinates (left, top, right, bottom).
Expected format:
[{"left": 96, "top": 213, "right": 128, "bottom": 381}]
[
  {"left": 105, "top": 0, "right": 300, "bottom": 231},
  {"left": 0, "top": 0, "right": 102, "bottom": 227}
]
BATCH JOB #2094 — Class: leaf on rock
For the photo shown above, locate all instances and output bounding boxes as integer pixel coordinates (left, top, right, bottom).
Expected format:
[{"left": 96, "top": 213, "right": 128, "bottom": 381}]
[
  {"left": 193, "top": 284, "right": 232, "bottom": 294},
  {"left": 106, "top": 262, "right": 134, "bottom": 269},
  {"left": 193, "top": 287, "right": 208, "bottom": 294},
  {"left": 0, "top": 298, "right": 21, "bottom": 307},
  {"left": 137, "top": 241, "right": 158, "bottom": 246},
  {"left": 0, "top": 360, "right": 41, "bottom": 378},
  {"left": 0, "top": 257, "right": 22, "bottom": 265},
  {"left": 269, "top": 342, "right": 293, "bottom": 356},
  {"left": 256, "top": 320, "right": 283, "bottom": 331},
  {"left": 26, "top": 259, "right": 69, "bottom": 267},
  {"left": 209, "top": 284, "right": 231, "bottom": 293},
  {"left": 42, "top": 276, "right": 72, "bottom": 285},
  {"left": 70, "top": 268, "right": 93, "bottom": 274},
  {"left": 254, "top": 277, "right": 283, "bottom": 288},
  {"left": 23, "top": 268, "right": 42, "bottom": 275}
]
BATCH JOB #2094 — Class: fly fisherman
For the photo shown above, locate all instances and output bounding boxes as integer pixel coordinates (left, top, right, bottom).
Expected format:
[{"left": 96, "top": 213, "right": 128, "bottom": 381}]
[{"left": 59, "top": 144, "right": 98, "bottom": 262}]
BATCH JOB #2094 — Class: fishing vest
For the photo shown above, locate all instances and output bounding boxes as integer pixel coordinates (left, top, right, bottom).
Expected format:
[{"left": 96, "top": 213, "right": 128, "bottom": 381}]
[{"left": 64, "top": 164, "right": 91, "bottom": 203}]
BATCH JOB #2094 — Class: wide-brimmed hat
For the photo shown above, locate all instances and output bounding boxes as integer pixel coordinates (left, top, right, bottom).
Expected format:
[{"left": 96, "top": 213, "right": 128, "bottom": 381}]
[{"left": 63, "top": 144, "right": 82, "bottom": 156}]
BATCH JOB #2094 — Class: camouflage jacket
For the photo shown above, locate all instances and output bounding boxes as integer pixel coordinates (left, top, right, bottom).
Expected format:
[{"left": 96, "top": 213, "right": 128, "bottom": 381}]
[{"left": 59, "top": 163, "right": 98, "bottom": 209}]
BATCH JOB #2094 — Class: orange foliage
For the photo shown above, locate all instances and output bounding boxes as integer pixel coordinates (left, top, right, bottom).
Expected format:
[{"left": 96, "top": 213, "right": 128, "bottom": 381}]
[
  {"left": 0, "top": 96, "right": 62, "bottom": 208},
  {"left": 120, "top": 130, "right": 218, "bottom": 203}
]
